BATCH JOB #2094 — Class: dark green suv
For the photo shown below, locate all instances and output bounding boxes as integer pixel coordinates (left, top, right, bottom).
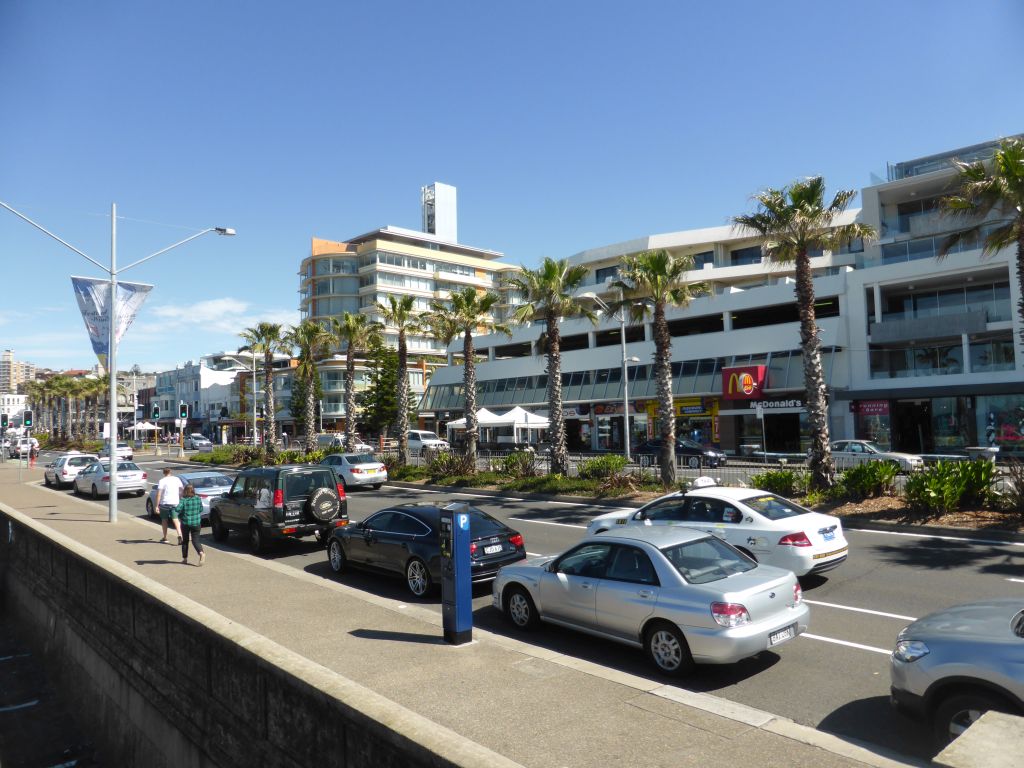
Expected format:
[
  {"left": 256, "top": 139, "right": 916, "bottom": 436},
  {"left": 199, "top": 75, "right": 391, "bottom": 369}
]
[{"left": 209, "top": 465, "right": 348, "bottom": 553}]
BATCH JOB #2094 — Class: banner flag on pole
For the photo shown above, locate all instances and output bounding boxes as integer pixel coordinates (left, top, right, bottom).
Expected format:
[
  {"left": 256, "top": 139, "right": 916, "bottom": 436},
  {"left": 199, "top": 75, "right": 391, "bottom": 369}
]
[{"left": 71, "top": 276, "right": 153, "bottom": 370}]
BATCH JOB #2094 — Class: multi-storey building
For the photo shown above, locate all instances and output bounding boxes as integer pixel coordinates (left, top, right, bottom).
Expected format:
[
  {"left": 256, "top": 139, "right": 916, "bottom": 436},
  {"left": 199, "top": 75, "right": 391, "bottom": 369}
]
[
  {"left": 421, "top": 135, "right": 1024, "bottom": 458},
  {"left": 0, "top": 350, "right": 37, "bottom": 394}
]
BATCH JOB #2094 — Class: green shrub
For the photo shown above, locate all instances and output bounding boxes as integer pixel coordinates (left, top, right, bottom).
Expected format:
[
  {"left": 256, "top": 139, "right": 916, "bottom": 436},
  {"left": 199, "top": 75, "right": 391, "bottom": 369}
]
[
  {"left": 427, "top": 450, "right": 476, "bottom": 479},
  {"left": 504, "top": 475, "right": 598, "bottom": 496},
  {"left": 501, "top": 449, "right": 542, "bottom": 479},
  {"left": 389, "top": 464, "right": 429, "bottom": 481},
  {"left": 993, "top": 459, "right": 1024, "bottom": 515},
  {"left": 902, "top": 459, "right": 997, "bottom": 516},
  {"left": 577, "top": 454, "right": 628, "bottom": 480},
  {"left": 747, "top": 469, "right": 808, "bottom": 497},
  {"left": 838, "top": 461, "right": 898, "bottom": 500}
]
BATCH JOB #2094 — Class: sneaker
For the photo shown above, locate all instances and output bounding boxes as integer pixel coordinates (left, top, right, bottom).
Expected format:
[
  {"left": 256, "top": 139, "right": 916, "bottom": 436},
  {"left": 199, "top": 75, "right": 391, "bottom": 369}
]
[{"left": 198, "top": 551, "right": 206, "bottom": 567}]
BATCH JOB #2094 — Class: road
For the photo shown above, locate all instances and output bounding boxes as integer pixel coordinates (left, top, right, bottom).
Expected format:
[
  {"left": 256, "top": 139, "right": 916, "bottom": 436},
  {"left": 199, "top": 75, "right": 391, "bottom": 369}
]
[{"left": 40, "top": 450, "right": 1024, "bottom": 762}]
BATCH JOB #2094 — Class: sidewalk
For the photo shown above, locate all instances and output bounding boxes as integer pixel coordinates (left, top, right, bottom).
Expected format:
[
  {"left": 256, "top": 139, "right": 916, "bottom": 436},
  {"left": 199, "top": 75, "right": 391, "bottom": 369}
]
[{"left": 0, "top": 462, "right": 922, "bottom": 768}]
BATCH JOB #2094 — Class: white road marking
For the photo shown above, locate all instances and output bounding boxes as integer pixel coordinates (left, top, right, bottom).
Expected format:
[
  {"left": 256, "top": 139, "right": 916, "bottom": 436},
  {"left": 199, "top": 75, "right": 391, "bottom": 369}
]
[
  {"left": 1008, "top": 578, "right": 1024, "bottom": 584},
  {"left": 804, "top": 600, "right": 916, "bottom": 622},
  {"left": 508, "top": 517, "right": 587, "bottom": 529},
  {"left": 801, "top": 633, "right": 891, "bottom": 655},
  {"left": 849, "top": 528, "right": 1024, "bottom": 548}
]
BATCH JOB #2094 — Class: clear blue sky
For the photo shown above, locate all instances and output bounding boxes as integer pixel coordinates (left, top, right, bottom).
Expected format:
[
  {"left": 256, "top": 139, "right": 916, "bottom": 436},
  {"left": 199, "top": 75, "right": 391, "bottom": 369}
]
[{"left": 2, "top": 1, "right": 1022, "bottom": 374}]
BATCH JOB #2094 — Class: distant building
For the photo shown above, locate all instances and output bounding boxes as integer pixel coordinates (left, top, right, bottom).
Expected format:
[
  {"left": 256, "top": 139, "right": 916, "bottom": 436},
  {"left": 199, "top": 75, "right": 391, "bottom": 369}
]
[{"left": 0, "top": 350, "right": 37, "bottom": 394}]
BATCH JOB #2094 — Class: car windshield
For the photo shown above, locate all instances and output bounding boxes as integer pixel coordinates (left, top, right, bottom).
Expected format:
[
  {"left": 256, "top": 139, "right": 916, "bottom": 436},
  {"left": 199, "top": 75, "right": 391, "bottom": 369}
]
[
  {"left": 115, "top": 462, "right": 139, "bottom": 472},
  {"left": 741, "top": 493, "right": 813, "bottom": 520},
  {"left": 860, "top": 442, "right": 884, "bottom": 453},
  {"left": 417, "top": 432, "right": 441, "bottom": 441},
  {"left": 68, "top": 456, "right": 94, "bottom": 468},
  {"left": 661, "top": 537, "right": 756, "bottom": 583},
  {"left": 187, "top": 475, "right": 230, "bottom": 489},
  {"left": 470, "top": 510, "right": 507, "bottom": 537},
  {"left": 344, "top": 453, "right": 376, "bottom": 464}
]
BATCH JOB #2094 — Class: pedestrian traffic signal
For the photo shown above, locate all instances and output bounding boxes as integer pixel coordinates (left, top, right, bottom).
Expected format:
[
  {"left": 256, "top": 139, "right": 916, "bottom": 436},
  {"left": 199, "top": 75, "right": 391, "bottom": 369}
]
[
  {"left": 0, "top": 413, "right": 7, "bottom": 429},
  {"left": 152, "top": 404, "right": 160, "bottom": 419},
  {"left": 178, "top": 403, "right": 189, "bottom": 419},
  {"left": 22, "top": 410, "right": 32, "bottom": 428}
]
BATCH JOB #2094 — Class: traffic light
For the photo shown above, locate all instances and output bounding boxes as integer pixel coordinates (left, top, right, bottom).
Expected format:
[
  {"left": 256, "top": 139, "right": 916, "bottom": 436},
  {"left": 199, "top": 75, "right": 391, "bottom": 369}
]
[
  {"left": 0, "top": 413, "right": 8, "bottom": 430},
  {"left": 22, "top": 410, "right": 32, "bottom": 428},
  {"left": 152, "top": 404, "right": 160, "bottom": 419},
  {"left": 178, "top": 403, "right": 189, "bottom": 419}
]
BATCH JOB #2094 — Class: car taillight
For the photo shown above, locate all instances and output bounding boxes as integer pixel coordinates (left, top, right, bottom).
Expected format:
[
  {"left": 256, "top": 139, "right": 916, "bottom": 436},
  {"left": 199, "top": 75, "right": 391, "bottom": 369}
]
[
  {"left": 470, "top": 542, "right": 477, "bottom": 556},
  {"left": 199, "top": 494, "right": 208, "bottom": 498},
  {"left": 778, "top": 531, "right": 812, "bottom": 547},
  {"left": 793, "top": 582, "right": 802, "bottom": 605},
  {"left": 509, "top": 533, "right": 524, "bottom": 548},
  {"left": 142, "top": 472, "right": 148, "bottom": 480},
  {"left": 336, "top": 482, "right": 346, "bottom": 499},
  {"left": 102, "top": 475, "right": 110, "bottom": 482},
  {"left": 273, "top": 489, "right": 284, "bottom": 509},
  {"left": 351, "top": 468, "right": 363, "bottom": 474},
  {"left": 711, "top": 602, "right": 750, "bottom": 627}
]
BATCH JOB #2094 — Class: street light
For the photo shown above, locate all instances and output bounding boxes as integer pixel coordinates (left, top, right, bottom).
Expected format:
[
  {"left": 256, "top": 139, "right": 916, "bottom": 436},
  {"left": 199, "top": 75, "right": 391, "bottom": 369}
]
[
  {"left": 1, "top": 200, "right": 234, "bottom": 523},
  {"left": 579, "top": 288, "right": 638, "bottom": 461}
]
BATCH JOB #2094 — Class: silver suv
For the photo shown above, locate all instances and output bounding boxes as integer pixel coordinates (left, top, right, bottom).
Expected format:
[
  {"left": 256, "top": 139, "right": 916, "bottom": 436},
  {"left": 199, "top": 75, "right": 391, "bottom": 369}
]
[{"left": 890, "top": 597, "right": 1024, "bottom": 747}]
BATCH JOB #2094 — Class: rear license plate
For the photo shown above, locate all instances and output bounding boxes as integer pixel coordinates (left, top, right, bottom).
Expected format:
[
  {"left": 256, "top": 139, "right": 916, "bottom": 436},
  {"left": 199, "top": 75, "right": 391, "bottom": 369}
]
[
  {"left": 823, "top": 530, "right": 835, "bottom": 541},
  {"left": 769, "top": 624, "right": 796, "bottom": 646},
  {"left": 484, "top": 544, "right": 503, "bottom": 555}
]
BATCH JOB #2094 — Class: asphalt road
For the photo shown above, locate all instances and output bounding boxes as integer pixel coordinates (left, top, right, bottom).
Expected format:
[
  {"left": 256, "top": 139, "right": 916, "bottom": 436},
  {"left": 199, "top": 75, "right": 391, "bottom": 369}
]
[{"left": 42, "top": 451, "right": 1024, "bottom": 762}]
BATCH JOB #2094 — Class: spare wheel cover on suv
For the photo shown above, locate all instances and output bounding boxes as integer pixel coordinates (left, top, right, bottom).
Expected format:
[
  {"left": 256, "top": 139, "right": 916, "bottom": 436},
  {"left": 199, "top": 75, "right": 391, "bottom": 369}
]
[{"left": 305, "top": 486, "right": 340, "bottom": 523}]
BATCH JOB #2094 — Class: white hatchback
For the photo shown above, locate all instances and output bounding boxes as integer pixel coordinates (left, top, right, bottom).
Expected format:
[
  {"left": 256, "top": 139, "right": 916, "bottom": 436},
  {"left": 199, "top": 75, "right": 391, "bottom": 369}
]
[
  {"left": 587, "top": 483, "right": 848, "bottom": 577},
  {"left": 44, "top": 452, "right": 99, "bottom": 488}
]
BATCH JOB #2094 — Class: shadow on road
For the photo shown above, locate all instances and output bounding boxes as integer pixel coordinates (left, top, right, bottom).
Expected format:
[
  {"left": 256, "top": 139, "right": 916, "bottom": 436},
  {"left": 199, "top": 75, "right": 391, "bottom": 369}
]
[{"left": 817, "top": 695, "right": 935, "bottom": 761}]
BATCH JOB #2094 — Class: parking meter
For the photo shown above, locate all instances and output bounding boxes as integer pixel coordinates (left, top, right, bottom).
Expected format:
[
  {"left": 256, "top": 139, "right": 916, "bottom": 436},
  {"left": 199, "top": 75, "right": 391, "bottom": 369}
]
[{"left": 440, "top": 502, "right": 472, "bottom": 645}]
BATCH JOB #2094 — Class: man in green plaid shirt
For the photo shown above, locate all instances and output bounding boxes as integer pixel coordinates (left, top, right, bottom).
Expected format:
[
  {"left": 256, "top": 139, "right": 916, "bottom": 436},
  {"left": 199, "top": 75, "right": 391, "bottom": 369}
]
[{"left": 173, "top": 484, "right": 206, "bottom": 566}]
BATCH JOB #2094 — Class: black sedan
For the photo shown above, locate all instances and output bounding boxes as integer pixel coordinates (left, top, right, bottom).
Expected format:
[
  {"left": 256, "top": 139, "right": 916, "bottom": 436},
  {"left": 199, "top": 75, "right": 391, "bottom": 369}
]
[
  {"left": 633, "top": 438, "right": 727, "bottom": 469},
  {"left": 326, "top": 503, "right": 527, "bottom": 597}
]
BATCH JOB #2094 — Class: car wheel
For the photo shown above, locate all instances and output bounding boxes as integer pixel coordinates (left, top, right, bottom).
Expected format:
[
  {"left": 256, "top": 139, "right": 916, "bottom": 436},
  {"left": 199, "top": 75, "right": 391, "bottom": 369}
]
[
  {"left": 91, "top": 484, "right": 99, "bottom": 500},
  {"left": 405, "top": 557, "right": 432, "bottom": 597},
  {"left": 687, "top": 456, "right": 700, "bottom": 470},
  {"left": 644, "top": 621, "right": 694, "bottom": 676},
  {"left": 249, "top": 522, "right": 267, "bottom": 555},
  {"left": 505, "top": 585, "right": 539, "bottom": 630},
  {"left": 145, "top": 498, "right": 155, "bottom": 517},
  {"left": 44, "top": 474, "right": 51, "bottom": 487},
  {"left": 327, "top": 539, "right": 347, "bottom": 574},
  {"left": 371, "top": 483, "right": 382, "bottom": 490},
  {"left": 933, "top": 691, "right": 1008, "bottom": 746},
  {"left": 210, "top": 512, "right": 228, "bottom": 542},
  {"left": 136, "top": 489, "right": 144, "bottom": 497}
]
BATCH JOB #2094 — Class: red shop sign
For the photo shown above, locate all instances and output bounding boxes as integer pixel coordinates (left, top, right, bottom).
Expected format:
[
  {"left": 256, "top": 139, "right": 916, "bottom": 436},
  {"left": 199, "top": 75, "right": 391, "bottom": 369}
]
[{"left": 857, "top": 400, "right": 890, "bottom": 416}]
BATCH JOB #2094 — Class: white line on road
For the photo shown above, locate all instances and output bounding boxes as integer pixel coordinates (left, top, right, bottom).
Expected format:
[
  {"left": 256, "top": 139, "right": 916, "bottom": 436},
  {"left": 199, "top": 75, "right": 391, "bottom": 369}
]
[
  {"left": 801, "top": 633, "right": 891, "bottom": 655},
  {"left": 803, "top": 600, "right": 916, "bottom": 622},
  {"left": 1008, "top": 578, "right": 1024, "bottom": 584},
  {"left": 849, "top": 528, "right": 1024, "bottom": 547},
  {"left": 508, "top": 517, "right": 586, "bottom": 529}
]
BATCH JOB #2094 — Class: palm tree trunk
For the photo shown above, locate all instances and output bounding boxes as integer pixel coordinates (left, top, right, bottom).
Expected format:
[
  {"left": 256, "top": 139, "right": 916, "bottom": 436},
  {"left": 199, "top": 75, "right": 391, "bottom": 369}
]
[
  {"left": 264, "top": 350, "right": 276, "bottom": 455},
  {"left": 304, "top": 375, "right": 317, "bottom": 453},
  {"left": 463, "top": 330, "right": 478, "bottom": 468},
  {"left": 396, "top": 333, "right": 410, "bottom": 466},
  {"left": 795, "top": 251, "right": 834, "bottom": 489},
  {"left": 653, "top": 301, "right": 677, "bottom": 486},
  {"left": 547, "top": 311, "right": 569, "bottom": 476},
  {"left": 345, "top": 350, "right": 357, "bottom": 451}
]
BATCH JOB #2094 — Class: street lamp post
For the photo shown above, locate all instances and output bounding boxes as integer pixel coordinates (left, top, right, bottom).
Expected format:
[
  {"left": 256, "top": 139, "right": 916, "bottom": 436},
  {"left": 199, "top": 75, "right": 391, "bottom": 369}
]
[
  {"left": 579, "top": 288, "right": 639, "bottom": 461},
  {"left": 1, "top": 200, "right": 234, "bottom": 523}
]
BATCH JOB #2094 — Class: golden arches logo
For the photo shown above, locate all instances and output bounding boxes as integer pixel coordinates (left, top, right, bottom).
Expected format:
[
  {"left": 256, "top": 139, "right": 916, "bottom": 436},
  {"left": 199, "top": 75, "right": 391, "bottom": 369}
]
[{"left": 727, "top": 372, "right": 757, "bottom": 396}]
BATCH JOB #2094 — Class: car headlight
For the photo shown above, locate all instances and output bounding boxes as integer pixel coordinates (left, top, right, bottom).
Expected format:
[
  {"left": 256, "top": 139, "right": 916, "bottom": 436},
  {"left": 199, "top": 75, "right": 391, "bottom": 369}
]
[{"left": 892, "top": 639, "right": 929, "bottom": 662}]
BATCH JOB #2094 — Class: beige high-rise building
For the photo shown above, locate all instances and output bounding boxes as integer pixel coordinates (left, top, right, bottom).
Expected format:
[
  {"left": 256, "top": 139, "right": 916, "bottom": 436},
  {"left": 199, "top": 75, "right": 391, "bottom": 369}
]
[{"left": 0, "top": 350, "right": 37, "bottom": 394}]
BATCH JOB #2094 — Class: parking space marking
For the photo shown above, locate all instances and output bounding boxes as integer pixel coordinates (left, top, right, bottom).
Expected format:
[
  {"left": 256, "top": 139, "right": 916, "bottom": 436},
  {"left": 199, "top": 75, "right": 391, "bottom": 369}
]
[
  {"left": 803, "top": 600, "right": 916, "bottom": 622},
  {"left": 801, "top": 633, "right": 890, "bottom": 655},
  {"left": 508, "top": 517, "right": 586, "bottom": 529}
]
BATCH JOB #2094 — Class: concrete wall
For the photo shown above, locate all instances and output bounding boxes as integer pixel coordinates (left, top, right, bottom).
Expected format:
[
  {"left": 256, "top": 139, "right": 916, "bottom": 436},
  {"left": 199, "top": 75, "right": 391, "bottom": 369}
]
[{"left": 0, "top": 508, "right": 521, "bottom": 768}]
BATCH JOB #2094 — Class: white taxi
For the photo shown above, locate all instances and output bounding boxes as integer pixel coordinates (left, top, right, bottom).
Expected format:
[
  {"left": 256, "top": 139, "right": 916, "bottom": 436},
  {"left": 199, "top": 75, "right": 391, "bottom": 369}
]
[{"left": 587, "top": 480, "right": 848, "bottom": 577}]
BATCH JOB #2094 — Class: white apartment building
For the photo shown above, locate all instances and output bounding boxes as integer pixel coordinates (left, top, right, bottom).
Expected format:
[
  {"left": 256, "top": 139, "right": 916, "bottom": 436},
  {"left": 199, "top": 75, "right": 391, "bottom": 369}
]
[
  {"left": 421, "top": 135, "right": 1024, "bottom": 458},
  {"left": 0, "top": 350, "right": 36, "bottom": 394}
]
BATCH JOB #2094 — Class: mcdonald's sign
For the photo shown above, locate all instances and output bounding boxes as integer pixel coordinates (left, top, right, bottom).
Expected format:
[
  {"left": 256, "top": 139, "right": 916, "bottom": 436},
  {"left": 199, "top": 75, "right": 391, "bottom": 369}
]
[{"left": 721, "top": 365, "right": 766, "bottom": 400}]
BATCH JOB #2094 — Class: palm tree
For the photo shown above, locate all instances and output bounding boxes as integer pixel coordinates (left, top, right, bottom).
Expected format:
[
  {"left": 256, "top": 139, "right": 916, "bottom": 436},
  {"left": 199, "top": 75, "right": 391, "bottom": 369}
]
[
  {"left": 612, "top": 250, "right": 704, "bottom": 486},
  {"left": 940, "top": 137, "right": 1024, "bottom": 345},
  {"left": 376, "top": 295, "right": 418, "bottom": 464},
  {"left": 66, "top": 378, "right": 87, "bottom": 442},
  {"left": 733, "top": 176, "right": 875, "bottom": 490},
  {"left": 331, "top": 313, "right": 383, "bottom": 452},
  {"left": 505, "top": 258, "right": 593, "bottom": 476},
  {"left": 240, "top": 322, "right": 289, "bottom": 455},
  {"left": 285, "top": 320, "right": 334, "bottom": 452},
  {"left": 428, "top": 288, "right": 509, "bottom": 466},
  {"left": 85, "top": 377, "right": 104, "bottom": 442}
]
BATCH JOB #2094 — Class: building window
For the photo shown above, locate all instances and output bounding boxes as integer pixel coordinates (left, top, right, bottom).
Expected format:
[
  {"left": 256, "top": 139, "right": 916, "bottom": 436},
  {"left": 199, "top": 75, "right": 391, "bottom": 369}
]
[{"left": 729, "top": 246, "right": 762, "bottom": 266}]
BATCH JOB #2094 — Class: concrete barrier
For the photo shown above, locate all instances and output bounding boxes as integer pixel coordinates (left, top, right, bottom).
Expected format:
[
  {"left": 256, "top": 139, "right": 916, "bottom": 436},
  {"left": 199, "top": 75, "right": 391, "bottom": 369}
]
[{"left": 0, "top": 507, "right": 523, "bottom": 768}]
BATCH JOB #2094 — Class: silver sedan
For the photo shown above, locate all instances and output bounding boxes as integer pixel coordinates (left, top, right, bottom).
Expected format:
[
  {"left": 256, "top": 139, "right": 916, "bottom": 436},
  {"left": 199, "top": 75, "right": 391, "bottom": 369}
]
[
  {"left": 73, "top": 460, "right": 148, "bottom": 498},
  {"left": 145, "top": 470, "right": 234, "bottom": 522},
  {"left": 493, "top": 526, "right": 809, "bottom": 676},
  {"left": 319, "top": 452, "right": 387, "bottom": 490}
]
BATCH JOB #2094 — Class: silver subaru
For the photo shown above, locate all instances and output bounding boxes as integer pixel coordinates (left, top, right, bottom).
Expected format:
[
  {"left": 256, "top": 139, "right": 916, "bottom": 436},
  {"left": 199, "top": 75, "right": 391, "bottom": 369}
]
[{"left": 890, "top": 598, "right": 1024, "bottom": 746}]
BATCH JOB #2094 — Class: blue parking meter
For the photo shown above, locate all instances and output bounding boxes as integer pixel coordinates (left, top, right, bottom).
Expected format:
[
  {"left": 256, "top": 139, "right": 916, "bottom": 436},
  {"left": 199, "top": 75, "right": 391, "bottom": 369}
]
[{"left": 440, "top": 502, "right": 472, "bottom": 645}]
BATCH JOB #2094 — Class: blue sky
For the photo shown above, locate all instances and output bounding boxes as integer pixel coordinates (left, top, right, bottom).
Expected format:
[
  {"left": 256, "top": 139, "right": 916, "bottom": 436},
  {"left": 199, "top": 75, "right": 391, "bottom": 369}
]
[{"left": 2, "top": 1, "right": 1022, "bottom": 374}]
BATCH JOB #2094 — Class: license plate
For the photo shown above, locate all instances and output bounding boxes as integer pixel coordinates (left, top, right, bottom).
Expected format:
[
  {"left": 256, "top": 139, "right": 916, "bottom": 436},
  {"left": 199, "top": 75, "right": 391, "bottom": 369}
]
[
  {"left": 484, "top": 544, "right": 503, "bottom": 555},
  {"left": 823, "top": 530, "right": 835, "bottom": 541},
  {"left": 769, "top": 624, "right": 796, "bottom": 646}
]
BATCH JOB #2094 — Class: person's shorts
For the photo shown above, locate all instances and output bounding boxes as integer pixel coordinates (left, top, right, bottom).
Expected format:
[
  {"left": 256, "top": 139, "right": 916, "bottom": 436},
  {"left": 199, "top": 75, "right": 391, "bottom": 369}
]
[{"left": 159, "top": 504, "right": 178, "bottom": 521}]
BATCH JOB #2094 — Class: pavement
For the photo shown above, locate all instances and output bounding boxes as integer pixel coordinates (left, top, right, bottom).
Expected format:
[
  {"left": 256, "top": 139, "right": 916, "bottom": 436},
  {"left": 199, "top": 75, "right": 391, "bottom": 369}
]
[{"left": 0, "top": 459, "right": 928, "bottom": 768}]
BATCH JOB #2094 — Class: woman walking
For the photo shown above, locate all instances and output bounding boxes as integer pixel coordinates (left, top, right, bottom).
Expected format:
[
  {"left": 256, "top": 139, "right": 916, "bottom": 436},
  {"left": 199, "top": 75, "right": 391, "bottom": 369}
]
[{"left": 173, "top": 484, "right": 206, "bottom": 567}]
